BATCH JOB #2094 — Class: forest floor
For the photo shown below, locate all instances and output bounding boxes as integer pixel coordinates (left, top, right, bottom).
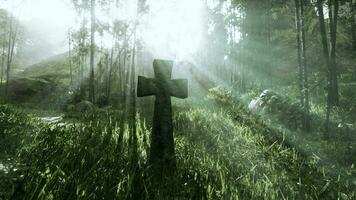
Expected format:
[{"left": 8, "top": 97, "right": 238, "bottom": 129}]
[
  {"left": 0, "top": 87, "right": 355, "bottom": 199},
  {"left": 0, "top": 63, "right": 355, "bottom": 199}
]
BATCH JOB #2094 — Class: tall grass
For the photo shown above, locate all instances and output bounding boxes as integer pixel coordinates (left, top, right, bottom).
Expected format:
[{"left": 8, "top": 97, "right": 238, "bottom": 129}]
[
  {"left": 4, "top": 108, "right": 214, "bottom": 199},
  {"left": 1, "top": 98, "right": 355, "bottom": 199},
  {"left": 238, "top": 86, "right": 356, "bottom": 182},
  {"left": 205, "top": 86, "right": 356, "bottom": 199}
]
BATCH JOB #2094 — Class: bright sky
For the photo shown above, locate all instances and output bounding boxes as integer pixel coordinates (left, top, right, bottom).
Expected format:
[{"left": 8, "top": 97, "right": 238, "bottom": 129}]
[
  {"left": 0, "top": 0, "right": 76, "bottom": 56},
  {"left": 0, "top": 0, "right": 204, "bottom": 62},
  {"left": 142, "top": 0, "right": 204, "bottom": 61}
]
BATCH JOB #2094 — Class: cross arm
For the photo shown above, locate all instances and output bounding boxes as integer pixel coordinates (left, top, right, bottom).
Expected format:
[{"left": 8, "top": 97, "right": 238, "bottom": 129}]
[
  {"left": 170, "top": 79, "right": 188, "bottom": 99},
  {"left": 137, "top": 76, "right": 156, "bottom": 97}
]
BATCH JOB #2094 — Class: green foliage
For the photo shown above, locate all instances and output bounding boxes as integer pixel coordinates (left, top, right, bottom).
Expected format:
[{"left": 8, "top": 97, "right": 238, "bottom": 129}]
[
  {"left": 24, "top": 54, "right": 71, "bottom": 83},
  {"left": 206, "top": 86, "right": 234, "bottom": 105},
  {"left": 0, "top": 105, "right": 38, "bottom": 199},
  {"left": 206, "top": 86, "right": 356, "bottom": 199},
  {"left": 1, "top": 94, "right": 355, "bottom": 199},
  {"left": 5, "top": 109, "right": 222, "bottom": 199},
  {"left": 0, "top": 105, "right": 36, "bottom": 158},
  {"left": 96, "top": 94, "right": 109, "bottom": 108},
  {"left": 1, "top": 0, "right": 356, "bottom": 198}
]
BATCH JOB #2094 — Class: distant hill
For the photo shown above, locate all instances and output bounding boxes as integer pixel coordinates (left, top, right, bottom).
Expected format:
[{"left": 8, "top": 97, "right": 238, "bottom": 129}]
[
  {"left": 2, "top": 53, "right": 72, "bottom": 109},
  {"left": 23, "top": 53, "right": 70, "bottom": 83}
]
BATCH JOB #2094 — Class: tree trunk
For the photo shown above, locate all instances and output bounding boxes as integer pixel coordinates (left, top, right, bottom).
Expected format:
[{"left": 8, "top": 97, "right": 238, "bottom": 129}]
[
  {"left": 295, "top": 0, "right": 304, "bottom": 107},
  {"left": 266, "top": 0, "right": 273, "bottom": 88},
  {"left": 328, "top": 0, "right": 339, "bottom": 106},
  {"left": 104, "top": 53, "right": 109, "bottom": 98},
  {"left": 117, "top": 49, "right": 123, "bottom": 96},
  {"left": 352, "top": 0, "right": 356, "bottom": 49},
  {"left": 300, "top": 0, "right": 310, "bottom": 131},
  {"left": 122, "top": 48, "right": 128, "bottom": 107},
  {"left": 350, "top": 0, "right": 356, "bottom": 79},
  {"left": 107, "top": 46, "right": 114, "bottom": 101},
  {"left": 5, "top": 15, "right": 13, "bottom": 98},
  {"left": 316, "top": 0, "right": 330, "bottom": 66},
  {"left": 129, "top": 28, "right": 137, "bottom": 163},
  {"left": 1, "top": 43, "right": 5, "bottom": 95},
  {"left": 79, "top": 13, "right": 86, "bottom": 91},
  {"left": 240, "top": 16, "right": 246, "bottom": 92},
  {"left": 80, "top": 55, "right": 83, "bottom": 83},
  {"left": 89, "top": 0, "right": 96, "bottom": 103},
  {"left": 295, "top": 0, "right": 311, "bottom": 131},
  {"left": 317, "top": 0, "right": 333, "bottom": 137},
  {"left": 5, "top": 14, "right": 18, "bottom": 99},
  {"left": 0, "top": 14, "right": 7, "bottom": 98},
  {"left": 68, "top": 33, "right": 73, "bottom": 87},
  {"left": 230, "top": 25, "right": 235, "bottom": 86}
]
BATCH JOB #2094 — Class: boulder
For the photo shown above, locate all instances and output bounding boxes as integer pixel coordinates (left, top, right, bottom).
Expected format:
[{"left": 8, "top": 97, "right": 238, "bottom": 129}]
[
  {"left": 96, "top": 94, "right": 109, "bottom": 108},
  {"left": 248, "top": 90, "right": 273, "bottom": 113},
  {"left": 6, "top": 78, "right": 54, "bottom": 103},
  {"left": 75, "top": 101, "right": 95, "bottom": 113},
  {"left": 248, "top": 98, "right": 263, "bottom": 113},
  {"left": 248, "top": 90, "right": 302, "bottom": 129}
]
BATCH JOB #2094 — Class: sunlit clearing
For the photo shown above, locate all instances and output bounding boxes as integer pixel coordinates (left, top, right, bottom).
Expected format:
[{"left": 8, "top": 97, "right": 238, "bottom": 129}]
[{"left": 141, "top": 0, "right": 204, "bottom": 62}]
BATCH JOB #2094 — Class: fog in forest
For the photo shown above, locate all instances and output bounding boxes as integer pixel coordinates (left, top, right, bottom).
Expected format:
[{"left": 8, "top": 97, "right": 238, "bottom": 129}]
[{"left": 0, "top": 0, "right": 355, "bottom": 199}]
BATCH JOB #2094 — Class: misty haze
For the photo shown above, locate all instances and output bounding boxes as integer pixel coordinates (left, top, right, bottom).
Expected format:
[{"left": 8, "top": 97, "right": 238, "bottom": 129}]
[{"left": 0, "top": 0, "right": 355, "bottom": 199}]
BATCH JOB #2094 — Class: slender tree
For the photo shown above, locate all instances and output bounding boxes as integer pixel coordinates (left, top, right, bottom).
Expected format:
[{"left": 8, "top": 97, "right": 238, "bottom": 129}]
[
  {"left": 0, "top": 38, "right": 6, "bottom": 96},
  {"left": 266, "top": 0, "right": 273, "bottom": 87},
  {"left": 68, "top": 31, "right": 73, "bottom": 86},
  {"left": 328, "top": 0, "right": 340, "bottom": 106},
  {"left": 89, "top": 0, "right": 96, "bottom": 103},
  {"left": 5, "top": 13, "right": 19, "bottom": 99},
  {"left": 0, "top": 11, "right": 7, "bottom": 97},
  {"left": 107, "top": 45, "right": 114, "bottom": 100},
  {"left": 240, "top": 15, "right": 246, "bottom": 92},
  {"left": 301, "top": 0, "right": 310, "bottom": 132},
  {"left": 295, "top": 0, "right": 311, "bottom": 131},
  {"left": 129, "top": 26, "right": 137, "bottom": 162},
  {"left": 350, "top": 0, "right": 356, "bottom": 79},
  {"left": 316, "top": 0, "right": 340, "bottom": 136}
]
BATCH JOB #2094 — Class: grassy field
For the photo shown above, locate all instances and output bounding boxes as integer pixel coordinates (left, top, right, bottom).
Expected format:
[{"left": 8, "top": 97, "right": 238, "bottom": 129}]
[{"left": 0, "top": 87, "right": 355, "bottom": 199}]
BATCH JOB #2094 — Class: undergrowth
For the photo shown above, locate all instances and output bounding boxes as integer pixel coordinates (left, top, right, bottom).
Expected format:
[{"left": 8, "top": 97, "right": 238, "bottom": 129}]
[
  {"left": 0, "top": 95, "right": 355, "bottom": 199},
  {"left": 206, "top": 86, "right": 356, "bottom": 199}
]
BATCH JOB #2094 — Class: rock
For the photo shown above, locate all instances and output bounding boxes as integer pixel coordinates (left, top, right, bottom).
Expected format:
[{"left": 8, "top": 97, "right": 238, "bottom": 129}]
[
  {"left": 5, "top": 77, "right": 54, "bottom": 103},
  {"left": 38, "top": 116, "right": 63, "bottom": 124},
  {"left": 248, "top": 90, "right": 273, "bottom": 113},
  {"left": 248, "top": 98, "right": 263, "bottom": 113},
  {"left": 248, "top": 90, "right": 303, "bottom": 129},
  {"left": 96, "top": 94, "right": 109, "bottom": 108},
  {"left": 338, "top": 123, "right": 354, "bottom": 129},
  {"left": 75, "top": 101, "right": 95, "bottom": 113},
  {"left": 65, "top": 104, "right": 75, "bottom": 112}
]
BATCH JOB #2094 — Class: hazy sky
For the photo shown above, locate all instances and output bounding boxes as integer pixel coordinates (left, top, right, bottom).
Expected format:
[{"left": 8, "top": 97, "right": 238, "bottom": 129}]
[
  {"left": 142, "top": 0, "right": 204, "bottom": 61},
  {"left": 0, "top": 0, "right": 76, "bottom": 54},
  {"left": 0, "top": 0, "right": 204, "bottom": 63}
]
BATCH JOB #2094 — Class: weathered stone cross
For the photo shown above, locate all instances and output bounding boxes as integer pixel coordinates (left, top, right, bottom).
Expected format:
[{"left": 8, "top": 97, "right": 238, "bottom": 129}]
[{"left": 137, "top": 59, "right": 188, "bottom": 174}]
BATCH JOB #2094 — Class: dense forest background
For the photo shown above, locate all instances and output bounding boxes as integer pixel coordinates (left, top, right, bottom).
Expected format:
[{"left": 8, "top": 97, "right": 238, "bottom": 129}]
[{"left": 0, "top": 0, "right": 355, "bottom": 199}]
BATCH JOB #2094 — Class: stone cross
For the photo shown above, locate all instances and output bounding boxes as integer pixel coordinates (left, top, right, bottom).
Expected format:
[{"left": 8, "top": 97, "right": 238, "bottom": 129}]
[{"left": 137, "top": 59, "right": 188, "bottom": 175}]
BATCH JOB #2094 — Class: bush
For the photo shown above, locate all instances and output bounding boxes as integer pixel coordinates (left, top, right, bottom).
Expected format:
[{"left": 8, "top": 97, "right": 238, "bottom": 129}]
[
  {"left": 96, "top": 94, "right": 109, "bottom": 108},
  {"left": 0, "top": 105, "right": 36, "bottom": 158}
]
